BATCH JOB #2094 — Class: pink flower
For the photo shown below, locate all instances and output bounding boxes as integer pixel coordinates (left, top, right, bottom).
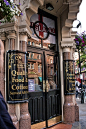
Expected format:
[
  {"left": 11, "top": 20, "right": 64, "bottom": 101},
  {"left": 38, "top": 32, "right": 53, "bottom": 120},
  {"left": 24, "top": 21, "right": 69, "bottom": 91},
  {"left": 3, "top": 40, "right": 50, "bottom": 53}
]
[
  {"left": 82, "top": 44, "right": 85, "bottom": 46},
  {"left": 75, "top": 38, "right": 78, "bottom": 40},
  {"left": 82, "top": 40, "right": 85, "bottom": 43}
]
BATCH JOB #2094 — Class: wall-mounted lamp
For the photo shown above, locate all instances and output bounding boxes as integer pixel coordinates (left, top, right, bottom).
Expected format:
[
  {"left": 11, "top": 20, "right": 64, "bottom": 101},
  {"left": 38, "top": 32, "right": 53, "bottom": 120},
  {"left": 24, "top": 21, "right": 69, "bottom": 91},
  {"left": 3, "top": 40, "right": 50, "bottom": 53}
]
[
  {"left": 76, "top": 22, "right": 81, "bottom": 28},
  {"left": 73, "top": 20, "right": 81, "bottom": 28},
  {"left": 46, "top": 3, "right": 54, "bottom": 11}
]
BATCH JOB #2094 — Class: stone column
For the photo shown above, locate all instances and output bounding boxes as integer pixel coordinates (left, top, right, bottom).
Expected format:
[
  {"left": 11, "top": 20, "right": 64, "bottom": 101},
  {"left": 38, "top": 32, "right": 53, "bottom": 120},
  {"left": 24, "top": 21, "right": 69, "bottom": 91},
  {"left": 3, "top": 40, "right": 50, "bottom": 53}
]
[
  {"left": 7, "top": 31, "right": 19, "bottom": 129},
  {"left": 63, "top": 47, "right": 79, "bottom": 123},
  {"left": 19, "top": 32, "right": 31, "bottom": 129}
]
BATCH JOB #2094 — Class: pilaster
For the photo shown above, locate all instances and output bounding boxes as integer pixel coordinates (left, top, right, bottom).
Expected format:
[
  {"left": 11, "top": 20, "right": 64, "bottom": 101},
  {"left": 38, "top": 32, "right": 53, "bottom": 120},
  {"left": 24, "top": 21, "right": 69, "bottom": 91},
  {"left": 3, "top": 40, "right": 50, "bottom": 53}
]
[
  {"left": 6, "top": 30, "right": 16, "bottom": 50},
  {"left": 61, "top": 39, "right": 79, "bottom": 123},
  {"left": 19, "top": 32, "right": 31, "bottom": 129},
  {"left": 6, "top": 31, "right": 19, "bottom": 129},
  {"left": 19, "top": 32, "right": 28, "bottom": 52}
]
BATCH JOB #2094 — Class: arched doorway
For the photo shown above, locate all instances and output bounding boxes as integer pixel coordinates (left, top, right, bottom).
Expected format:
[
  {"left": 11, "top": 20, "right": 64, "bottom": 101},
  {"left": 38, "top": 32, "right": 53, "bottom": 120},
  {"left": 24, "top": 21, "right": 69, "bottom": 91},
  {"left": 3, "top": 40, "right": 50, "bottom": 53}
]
[{"left": 28, "top": 9, "right": 62, "bottom": 129}]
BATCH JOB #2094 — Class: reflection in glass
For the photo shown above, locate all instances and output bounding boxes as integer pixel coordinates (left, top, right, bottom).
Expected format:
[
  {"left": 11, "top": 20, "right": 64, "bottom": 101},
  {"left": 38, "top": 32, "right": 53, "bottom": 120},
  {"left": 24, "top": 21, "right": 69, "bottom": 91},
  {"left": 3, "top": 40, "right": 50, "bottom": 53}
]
[
  {"left": 46, "top": 55, "right": 58, "bottom": 90},
  {"left": 28, "top": 52, "right": 42, "bottom": 92},
  {"left": 28, "top": 41, "right": 31, "bottom": 45}
]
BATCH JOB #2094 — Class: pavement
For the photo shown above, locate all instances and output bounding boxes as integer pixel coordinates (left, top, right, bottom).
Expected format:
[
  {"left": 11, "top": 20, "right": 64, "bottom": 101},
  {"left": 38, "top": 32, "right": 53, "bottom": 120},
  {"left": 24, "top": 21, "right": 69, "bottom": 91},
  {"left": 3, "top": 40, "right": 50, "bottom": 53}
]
[
  {"left": 48, "top": 97, "right": 86, "bottom": 129},
  {"left": 47, "top": 122, "right": 80, "bottom": 129},
  {"left": 76, "top": 97, "right": 86, "bottom": 129}
]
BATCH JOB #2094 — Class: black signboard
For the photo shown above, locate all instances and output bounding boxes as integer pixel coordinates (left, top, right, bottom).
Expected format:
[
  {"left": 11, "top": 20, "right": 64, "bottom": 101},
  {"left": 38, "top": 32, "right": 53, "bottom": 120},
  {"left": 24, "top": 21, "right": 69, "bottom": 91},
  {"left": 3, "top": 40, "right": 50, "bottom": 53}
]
[
  {"left": 63, "top": 60, "right": 75, "bottom": 94},
  {"left": 6, "top": 50, "right": 28, "bottom": 103}
]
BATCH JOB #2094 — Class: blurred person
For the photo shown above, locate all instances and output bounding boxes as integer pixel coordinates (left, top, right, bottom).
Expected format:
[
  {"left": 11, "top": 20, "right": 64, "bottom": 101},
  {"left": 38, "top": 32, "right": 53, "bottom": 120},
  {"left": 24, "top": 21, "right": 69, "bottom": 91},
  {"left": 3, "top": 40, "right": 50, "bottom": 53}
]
[
  {"left": 76, "top": 83, "right": 79, "bottom": 98},
  {"left": 0, "top": 39, "right": 16, "bottom": 129},
  {"left": 0, "top": 91, "right": 16, "bottom": 129},
  {"left": 82, "top": 81, "right": 86, "bottom": 89}
]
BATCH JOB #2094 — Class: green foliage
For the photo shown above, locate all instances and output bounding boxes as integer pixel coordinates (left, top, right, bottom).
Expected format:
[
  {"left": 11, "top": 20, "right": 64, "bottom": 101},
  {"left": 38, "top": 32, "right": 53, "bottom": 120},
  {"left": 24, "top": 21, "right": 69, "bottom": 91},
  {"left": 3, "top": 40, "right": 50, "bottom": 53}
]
[
  {"left": 30, "top": 71, "right": 35, "bottom": 74},
  {"left": 0, "top": 0, "right": 22, "bottom": 23},
  {"left": 75, "top": 32, "right": 86, "bottom": 70}
]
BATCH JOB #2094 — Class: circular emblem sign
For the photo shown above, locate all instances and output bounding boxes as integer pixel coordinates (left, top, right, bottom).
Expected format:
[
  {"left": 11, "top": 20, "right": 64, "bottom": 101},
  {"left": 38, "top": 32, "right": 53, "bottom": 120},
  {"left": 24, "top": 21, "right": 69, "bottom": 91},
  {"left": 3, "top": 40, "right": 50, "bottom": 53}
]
[{"left": 33, "top": 21, "right": 49, "bottom": 40}]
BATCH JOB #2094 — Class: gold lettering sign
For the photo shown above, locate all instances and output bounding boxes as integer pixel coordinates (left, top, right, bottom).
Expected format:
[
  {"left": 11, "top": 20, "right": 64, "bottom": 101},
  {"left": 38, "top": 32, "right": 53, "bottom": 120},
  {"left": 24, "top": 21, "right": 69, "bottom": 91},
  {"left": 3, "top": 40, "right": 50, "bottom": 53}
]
[
  {"left": 64, "top": 60, "right": 75, "bottom": 94},
  {"left": 7, "top": 51, "right": 28, "bottom": 102}
]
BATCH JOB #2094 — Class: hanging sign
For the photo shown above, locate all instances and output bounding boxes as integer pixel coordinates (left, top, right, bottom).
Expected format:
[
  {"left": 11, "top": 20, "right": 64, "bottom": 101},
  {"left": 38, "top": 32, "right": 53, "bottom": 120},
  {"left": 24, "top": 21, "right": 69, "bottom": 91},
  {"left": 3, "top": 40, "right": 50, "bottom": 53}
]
[
  {"left": 63, "top": 60, "right": 75, "bottom": 94},
  {"left": 6, "top": 50, "right": 28, "bottom": 103}
]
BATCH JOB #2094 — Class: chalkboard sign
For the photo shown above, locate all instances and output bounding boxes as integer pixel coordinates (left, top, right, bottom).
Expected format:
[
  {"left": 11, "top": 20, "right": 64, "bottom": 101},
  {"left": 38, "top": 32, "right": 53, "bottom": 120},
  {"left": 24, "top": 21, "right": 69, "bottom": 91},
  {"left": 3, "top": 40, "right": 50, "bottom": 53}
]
[
  {"left": 6, "top": 50, "right": 28, "bottom": 103},
  {"left": 63, "top": 60, "right": 75, "bottom": 94},
  {"left": 28, "top": 79, "right": 35, "bottom": 92}
]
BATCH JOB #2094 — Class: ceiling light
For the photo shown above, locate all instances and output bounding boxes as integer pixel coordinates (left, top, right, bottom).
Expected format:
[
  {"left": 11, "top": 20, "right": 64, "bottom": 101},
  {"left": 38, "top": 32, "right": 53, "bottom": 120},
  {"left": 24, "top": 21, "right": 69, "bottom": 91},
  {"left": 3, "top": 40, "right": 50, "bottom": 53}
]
[{"left": 46, "top": 3, "right": 54, "bottom": 11}]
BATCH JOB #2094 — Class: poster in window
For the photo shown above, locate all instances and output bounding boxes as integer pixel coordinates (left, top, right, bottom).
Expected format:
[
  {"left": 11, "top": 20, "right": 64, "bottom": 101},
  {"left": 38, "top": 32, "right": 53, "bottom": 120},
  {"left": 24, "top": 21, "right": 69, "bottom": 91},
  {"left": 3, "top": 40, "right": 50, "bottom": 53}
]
[{"left": 28, "top": 79, "right": 35, "bottom": 92}]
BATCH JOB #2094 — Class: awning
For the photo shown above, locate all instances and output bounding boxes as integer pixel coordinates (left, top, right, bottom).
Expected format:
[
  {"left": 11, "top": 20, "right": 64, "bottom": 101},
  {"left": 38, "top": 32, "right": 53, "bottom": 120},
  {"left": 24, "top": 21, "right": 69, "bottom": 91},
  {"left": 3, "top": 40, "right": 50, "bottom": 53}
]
[{"left": 38, "top": 77, "right": 42, "bottom": 82}]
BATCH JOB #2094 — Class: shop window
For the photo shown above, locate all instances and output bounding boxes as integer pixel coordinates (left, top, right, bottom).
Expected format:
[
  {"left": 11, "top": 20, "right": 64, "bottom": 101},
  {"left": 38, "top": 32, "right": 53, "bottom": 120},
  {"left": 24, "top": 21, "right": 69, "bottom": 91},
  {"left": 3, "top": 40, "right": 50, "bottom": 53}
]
[
  {"left": 28, "top": 63, "right": 31, "bottom": 69},
  {"left": 28, "top": 41, "right": 31, "bottom": 45}
]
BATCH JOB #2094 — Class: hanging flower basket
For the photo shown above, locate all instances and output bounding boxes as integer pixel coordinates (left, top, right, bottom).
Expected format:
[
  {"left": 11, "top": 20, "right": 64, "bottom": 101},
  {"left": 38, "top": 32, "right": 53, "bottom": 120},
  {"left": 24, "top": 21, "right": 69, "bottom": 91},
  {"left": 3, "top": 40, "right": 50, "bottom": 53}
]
[
  {"left": 0, "top": 0, "right": 23, "bottom": 23},
  {"left": 74, "top": 32, "right": 86, "bottom": 51},
  {"left": 0, "top": 10, "right": 4, "bottom": 20}
]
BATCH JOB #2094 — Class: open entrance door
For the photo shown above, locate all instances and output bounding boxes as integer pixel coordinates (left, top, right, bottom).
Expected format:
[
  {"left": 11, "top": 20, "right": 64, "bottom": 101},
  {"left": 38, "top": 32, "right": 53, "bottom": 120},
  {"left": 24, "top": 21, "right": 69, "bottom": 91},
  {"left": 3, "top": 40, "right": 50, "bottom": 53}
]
[
  {"left": 44, "top": 51, "right": 61, "bottom": 127},
  {"left": 28, "top": 47, "right": 61, "bottom": 129}
]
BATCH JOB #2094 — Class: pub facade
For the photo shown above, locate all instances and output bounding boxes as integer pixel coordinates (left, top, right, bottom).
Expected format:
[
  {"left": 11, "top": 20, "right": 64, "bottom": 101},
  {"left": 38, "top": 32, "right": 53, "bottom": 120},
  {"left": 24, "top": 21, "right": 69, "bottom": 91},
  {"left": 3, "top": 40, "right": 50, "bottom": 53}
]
[{"left": 0, "top": 0, "right": 82, "bottom": 129}]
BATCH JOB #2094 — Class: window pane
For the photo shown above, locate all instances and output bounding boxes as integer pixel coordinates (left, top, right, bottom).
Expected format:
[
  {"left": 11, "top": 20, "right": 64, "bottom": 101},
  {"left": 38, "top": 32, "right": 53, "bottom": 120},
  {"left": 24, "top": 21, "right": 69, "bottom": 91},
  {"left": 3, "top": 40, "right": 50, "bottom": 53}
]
[
  {"left": 31, "top": 63, "right": 34, "bottom": 69},
  {"left": 30, "top": 14, "right": 56, "bottom": 50},
  {"left": 28, "top": 63, "right": 31, "bottom": 69},
  {"left": 31, "top": 53, "right": 34, "bottom": 58},
  {"left": 28, "top": 41, "right": 31, "bottom": 45},
  {"left": 46, "top": 55, "right": 58, "bottom": 90},
  {"left": 38, "top": 64, "right": 40, "bottom": 72},
  {"left": 32, "top": 42, "right": 34, "bottom": 46},
  {"left": 28, "top": 53, "right": 42, "bottom": 92},
  {"left": 28, "top": 52, "right": 30, "bottom": 58}
]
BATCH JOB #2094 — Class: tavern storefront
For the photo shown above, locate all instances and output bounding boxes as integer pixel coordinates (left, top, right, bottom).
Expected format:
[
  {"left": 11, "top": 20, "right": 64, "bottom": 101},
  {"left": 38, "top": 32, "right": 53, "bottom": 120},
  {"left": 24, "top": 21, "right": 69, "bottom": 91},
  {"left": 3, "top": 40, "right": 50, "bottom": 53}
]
[{"left": 0, "top": 0, "right": 82, "bottom": 129}]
